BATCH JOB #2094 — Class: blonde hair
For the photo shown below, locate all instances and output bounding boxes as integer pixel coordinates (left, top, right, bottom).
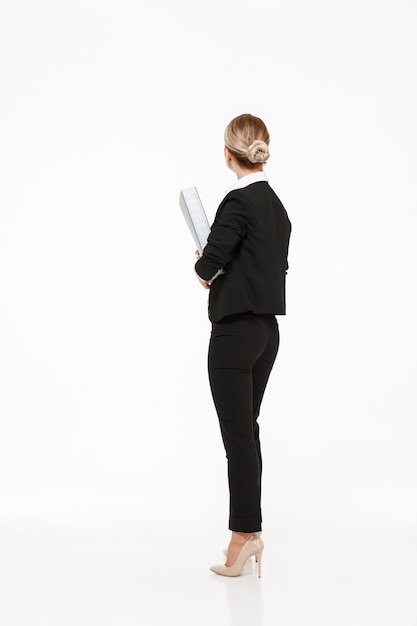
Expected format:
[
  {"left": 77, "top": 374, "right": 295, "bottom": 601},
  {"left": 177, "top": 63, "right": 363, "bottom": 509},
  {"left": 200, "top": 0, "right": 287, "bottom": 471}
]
[{"left": 224, "top": 113, "right": 270, "bottom": 167}]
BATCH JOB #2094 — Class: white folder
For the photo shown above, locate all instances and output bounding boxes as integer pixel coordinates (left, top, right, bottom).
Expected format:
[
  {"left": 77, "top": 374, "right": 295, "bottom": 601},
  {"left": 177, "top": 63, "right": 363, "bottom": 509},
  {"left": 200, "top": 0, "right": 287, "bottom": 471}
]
[
  {"left": 179, "top": 186, "right": 211, "bottom": 254},
  {"left": 179, "top": 186, "right": 225, "bottom": 281}
]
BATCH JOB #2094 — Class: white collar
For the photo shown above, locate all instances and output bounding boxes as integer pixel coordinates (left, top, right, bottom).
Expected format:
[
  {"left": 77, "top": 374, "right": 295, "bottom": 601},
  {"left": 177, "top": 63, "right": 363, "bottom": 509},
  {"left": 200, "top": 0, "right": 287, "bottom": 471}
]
[{"left": 225, "top": 170, "right": 269, "bottom": 195}]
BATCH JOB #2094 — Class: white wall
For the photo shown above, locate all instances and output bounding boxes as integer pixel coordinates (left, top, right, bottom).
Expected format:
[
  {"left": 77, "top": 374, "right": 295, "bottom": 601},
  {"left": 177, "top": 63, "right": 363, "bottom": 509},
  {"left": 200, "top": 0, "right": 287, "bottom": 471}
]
[{"left": 0, "top": 0, "right": 416, "bottom": 531}]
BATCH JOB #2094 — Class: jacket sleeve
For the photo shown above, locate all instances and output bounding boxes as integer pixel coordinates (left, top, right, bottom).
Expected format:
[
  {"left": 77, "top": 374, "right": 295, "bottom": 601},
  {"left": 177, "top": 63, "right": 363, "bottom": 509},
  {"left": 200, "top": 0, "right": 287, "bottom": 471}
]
[{"left": 195, "top": 197, "right": 253, "bottom": 281}]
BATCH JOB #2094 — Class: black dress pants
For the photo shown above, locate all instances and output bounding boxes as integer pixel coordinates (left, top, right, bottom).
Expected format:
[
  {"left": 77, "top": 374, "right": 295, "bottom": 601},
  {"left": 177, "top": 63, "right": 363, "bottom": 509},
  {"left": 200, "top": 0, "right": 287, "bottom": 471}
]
[{"left": 208, "top": 312, "right": 279, "bottom": 532}]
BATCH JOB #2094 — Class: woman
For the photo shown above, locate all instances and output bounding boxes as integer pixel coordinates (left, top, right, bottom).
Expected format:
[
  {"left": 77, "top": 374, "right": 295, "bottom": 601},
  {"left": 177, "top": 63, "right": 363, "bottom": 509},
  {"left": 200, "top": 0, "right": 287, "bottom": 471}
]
[{"left": 195, "top": 113, "right": 291, "bottom": 577}]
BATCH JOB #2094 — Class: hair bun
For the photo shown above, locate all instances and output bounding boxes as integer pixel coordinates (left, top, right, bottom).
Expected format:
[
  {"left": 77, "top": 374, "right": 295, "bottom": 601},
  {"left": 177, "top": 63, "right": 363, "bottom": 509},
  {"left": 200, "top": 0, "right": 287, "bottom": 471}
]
[{"left": 246, "top": 140, "right": 270, "bottom": 164}]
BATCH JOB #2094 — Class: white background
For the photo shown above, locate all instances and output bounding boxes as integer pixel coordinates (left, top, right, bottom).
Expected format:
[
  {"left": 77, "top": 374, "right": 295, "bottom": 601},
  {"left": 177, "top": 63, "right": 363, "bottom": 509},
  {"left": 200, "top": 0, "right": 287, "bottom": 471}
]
[{"left": 0, "top": 1, "right": 416, "bottom": 623}]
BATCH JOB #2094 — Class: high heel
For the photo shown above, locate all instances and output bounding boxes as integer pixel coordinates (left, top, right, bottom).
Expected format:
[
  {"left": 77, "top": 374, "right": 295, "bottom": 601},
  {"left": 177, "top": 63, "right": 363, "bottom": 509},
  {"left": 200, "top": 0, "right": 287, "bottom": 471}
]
[{"left": 210, "top": 534, "right": 264, "bottom": 578}]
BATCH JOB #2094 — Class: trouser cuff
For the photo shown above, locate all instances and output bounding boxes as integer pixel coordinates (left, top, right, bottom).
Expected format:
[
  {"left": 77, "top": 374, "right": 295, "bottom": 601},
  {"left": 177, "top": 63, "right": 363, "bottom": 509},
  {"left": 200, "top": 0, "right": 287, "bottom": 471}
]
[{"left": 229, "top": 515, "right": 262, "bottom": 533}]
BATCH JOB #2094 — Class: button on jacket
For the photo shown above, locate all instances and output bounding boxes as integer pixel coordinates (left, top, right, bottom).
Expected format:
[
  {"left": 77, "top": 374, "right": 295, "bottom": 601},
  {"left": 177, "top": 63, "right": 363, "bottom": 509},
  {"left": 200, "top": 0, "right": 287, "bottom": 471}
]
[{"left": 195, "top": 180, "right": 291, "bottom": 323}]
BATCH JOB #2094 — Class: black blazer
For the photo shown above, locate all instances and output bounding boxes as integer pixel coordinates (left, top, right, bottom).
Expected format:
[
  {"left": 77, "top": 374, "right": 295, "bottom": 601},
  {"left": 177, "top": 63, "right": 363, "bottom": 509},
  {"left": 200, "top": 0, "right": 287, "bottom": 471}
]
[{"left": 195, "top": 181, "right": 291, "bottom": 323}]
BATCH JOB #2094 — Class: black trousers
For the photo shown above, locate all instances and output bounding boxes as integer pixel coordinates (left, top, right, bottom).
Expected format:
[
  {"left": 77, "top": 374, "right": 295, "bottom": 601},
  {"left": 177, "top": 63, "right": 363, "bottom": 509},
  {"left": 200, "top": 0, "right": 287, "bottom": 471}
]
[{"left": 208, "top": 313, "right": 279, "bottom": 532}]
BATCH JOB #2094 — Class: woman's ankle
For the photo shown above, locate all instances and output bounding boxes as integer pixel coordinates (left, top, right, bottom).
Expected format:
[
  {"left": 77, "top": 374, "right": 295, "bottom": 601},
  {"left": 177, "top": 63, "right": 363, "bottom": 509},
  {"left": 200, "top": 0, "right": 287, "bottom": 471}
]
[{"left": 230, "top": 531, "right": 252, "bottom": 545}]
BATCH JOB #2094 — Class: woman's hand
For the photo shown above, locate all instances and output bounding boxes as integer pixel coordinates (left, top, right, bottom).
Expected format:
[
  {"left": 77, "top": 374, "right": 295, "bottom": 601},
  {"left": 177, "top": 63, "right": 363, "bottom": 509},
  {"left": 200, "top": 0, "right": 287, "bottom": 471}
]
[{"left": 195, "top": 250, "right": 210, "bottom": 289}]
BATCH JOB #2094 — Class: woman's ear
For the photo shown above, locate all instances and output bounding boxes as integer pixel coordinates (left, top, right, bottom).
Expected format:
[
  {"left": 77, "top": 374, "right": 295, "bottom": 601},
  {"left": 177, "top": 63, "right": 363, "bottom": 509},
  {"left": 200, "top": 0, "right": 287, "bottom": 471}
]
[{"left": 224, "top": 146, "right": 233, "bottom": 169}]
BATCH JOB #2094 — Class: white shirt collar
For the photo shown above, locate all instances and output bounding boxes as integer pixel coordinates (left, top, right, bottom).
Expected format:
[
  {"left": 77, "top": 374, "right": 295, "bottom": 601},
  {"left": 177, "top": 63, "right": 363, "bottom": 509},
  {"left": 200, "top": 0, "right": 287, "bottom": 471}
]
[{"left": 225, "top": 170, "right": 269, "bottom": 195}]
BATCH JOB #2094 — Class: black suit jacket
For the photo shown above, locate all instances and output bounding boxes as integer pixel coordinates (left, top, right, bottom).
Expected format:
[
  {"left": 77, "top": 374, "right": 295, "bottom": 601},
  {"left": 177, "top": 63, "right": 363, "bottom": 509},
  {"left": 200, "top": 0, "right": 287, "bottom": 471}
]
[{"left": 195, "top": 181, "right": 291, "bottom": 323}]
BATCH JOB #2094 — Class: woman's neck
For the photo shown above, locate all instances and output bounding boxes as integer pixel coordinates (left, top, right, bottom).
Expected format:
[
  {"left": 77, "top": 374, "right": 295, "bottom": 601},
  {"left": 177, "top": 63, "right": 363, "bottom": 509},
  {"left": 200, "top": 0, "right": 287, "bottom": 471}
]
[{"left": 234, "top": 163, "right": 263, "bottom": 180}]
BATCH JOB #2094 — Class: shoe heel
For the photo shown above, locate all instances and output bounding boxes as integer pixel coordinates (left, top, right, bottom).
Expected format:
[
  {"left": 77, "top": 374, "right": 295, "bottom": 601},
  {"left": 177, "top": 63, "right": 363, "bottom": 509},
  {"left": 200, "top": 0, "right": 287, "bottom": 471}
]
[{"left": 255, "top": 548, "right": 263, "bottom": 578}]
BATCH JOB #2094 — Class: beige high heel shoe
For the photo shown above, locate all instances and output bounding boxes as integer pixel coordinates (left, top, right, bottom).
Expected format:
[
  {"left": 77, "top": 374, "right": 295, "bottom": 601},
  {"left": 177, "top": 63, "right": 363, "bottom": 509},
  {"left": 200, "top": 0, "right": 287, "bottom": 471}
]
[{"left": 210, "top": 534, "right": 264, "bottom": 578}]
